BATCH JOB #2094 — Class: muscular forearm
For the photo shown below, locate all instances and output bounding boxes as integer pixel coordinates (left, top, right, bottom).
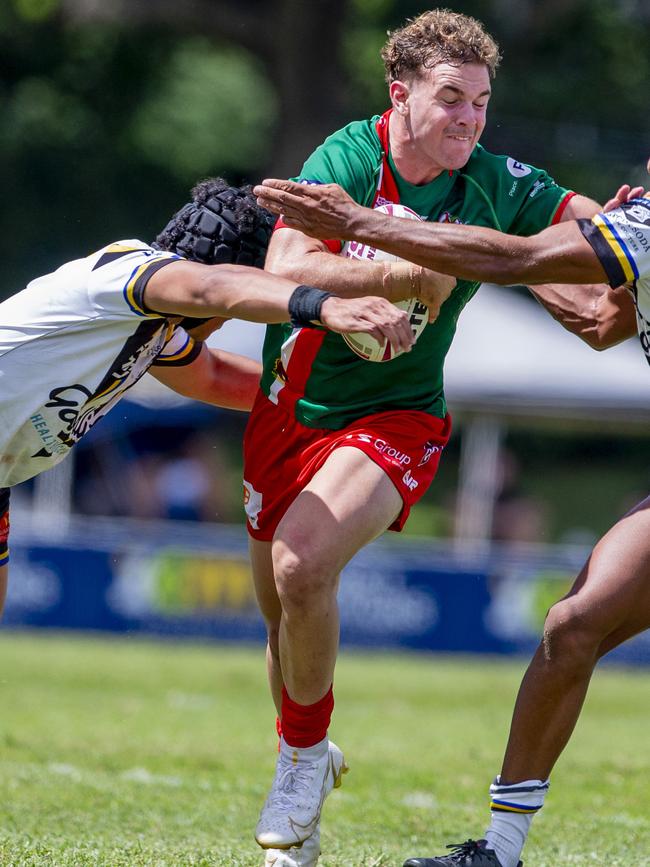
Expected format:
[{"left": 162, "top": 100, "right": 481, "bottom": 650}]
[
  {"left": 146, "top": 260, "right": 311, "bottom": 323},
  {"left": 151, "top": 348, "right": 261, "bottom": 411},
  {"left": 529, "top": 282, "right": 636, "bottom": 349},
  {"left": 266, "top": 242, "right": 386, "bottom": 297},
  {"left": 256, "top": 179, "right": 610, "bottom": 285},
  {"left": 344, "top": 211, "right": 607, "bottom": 286},
  {"left": 265, "top": 230, "right": 454, "bottom": 313}
]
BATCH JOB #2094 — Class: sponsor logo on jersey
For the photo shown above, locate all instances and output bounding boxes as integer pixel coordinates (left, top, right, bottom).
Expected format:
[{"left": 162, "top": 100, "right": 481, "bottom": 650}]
[
  {"left": 506, "top": 157, "right": 532, "bottom": 178},
  {"left": 346, "top": 433, "right": 412, "bottom": 465},
  {"left": 438, "top": 211, "right": 467, "bottom": 225},
  {"left": 529, "top": 179, "right": 547, "bottom": 199},
  {"left": 298, "top": 178, "right": 325, "bottom": 186},
  {"left": 418, "top": 440, "right": 442, "bottom": 467},
  {"left": 243, "top": 480, "right": 263, "bottom": 529},
  {"left": 608, "top": 210, "right": 650, "bottom": 257},
  {"left": 272, "top": 357, "right": 288, "bottom": 383},
  {"left": 30, "top": 323, "right": 166, "bottom": 460},
  {"left": 626, "top": 200, "right": 650, "bottom": 227},
  {"left": 30, "top": 382, "right": 94, "bottom": 458},
  {"left": 402, "top": 469, "right": 418, "bottom": 491}
]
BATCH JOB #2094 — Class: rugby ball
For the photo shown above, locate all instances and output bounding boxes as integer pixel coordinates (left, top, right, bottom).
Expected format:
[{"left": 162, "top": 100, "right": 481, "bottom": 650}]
[{"left": 340, "top": 203, "right": 428, "bottom": 362}]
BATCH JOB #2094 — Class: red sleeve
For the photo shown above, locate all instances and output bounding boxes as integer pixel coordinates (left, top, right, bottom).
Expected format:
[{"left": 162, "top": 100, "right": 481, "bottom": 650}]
[{"left": 551, "top": 191, "right": 577, "bottom": 225}]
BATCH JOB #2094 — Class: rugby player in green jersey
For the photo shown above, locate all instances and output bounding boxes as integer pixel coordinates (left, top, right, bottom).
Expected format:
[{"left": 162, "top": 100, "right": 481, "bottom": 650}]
[
  {"left": 245, "top": 9, "right": 609, "bottom": 867},
  {"left": 255, "top": 171, "right": 650, "bottom": 866}
]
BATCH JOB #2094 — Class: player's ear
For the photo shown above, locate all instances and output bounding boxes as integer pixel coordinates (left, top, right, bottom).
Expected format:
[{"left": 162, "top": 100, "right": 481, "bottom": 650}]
[{"left": 389, "top": 80, "right": 410, "bottom": 116}]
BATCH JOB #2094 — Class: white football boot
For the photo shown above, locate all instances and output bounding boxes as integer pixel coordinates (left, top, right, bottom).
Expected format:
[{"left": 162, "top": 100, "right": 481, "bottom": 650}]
[
  {"left": 263, "top": 825, "right": 321, "bottom": 867},
  {"left": 255, "top": 737, "right": 348, "bottom": 850}
]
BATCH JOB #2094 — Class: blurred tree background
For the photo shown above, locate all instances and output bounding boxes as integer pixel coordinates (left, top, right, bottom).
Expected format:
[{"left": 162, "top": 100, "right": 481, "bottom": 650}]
[
  {"left": 1, "top": 0, "right": 648, "bottom": 299},
  {"left": 2, "top": 0, "right": 649, "bottom": 543}
]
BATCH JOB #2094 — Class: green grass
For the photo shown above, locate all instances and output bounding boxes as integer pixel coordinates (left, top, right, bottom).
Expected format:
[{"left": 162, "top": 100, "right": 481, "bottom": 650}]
[{"left": 0, "top": 632, "right": 648, "bottom": 866}]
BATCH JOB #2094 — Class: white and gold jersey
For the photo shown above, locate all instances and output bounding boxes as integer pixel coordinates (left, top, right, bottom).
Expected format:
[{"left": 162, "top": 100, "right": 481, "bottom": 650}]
[
  {"left": 579, "top": 197, "right": 650, "bottom": 364},
  {"left": 0, "top": 240, "right": 200, "bottom": 487}
]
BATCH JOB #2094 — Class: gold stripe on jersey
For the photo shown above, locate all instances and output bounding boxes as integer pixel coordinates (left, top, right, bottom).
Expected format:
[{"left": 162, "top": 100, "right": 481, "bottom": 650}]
[
  {"left": 124, "top": 256, "right": 179, "bottom": 316},
  {"left": 152, "top": 335, "right": 202, "bottom": 367},
  {"left": 158, "top": 335, "right": 196, "bottom": 363},
  {"left": 592, "top": 214, "right": 637, "bottom": 283},
  {"left": 124, "top": 260, "right": 164, "bottom": 316},
  {"left": 105, "top": 243, "right": 147, "bottom": 253},
  {"left": 93, "top": 243, "right": 149, "bottom": 272},
  {"left": 90, "top": 372, "right": 131, "bottom": 403}
]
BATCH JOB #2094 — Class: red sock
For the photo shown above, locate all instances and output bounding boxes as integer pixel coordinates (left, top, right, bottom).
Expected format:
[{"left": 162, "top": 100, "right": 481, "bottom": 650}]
[{"left": 281, "top": 685, "right": 334, "bottom": 748}]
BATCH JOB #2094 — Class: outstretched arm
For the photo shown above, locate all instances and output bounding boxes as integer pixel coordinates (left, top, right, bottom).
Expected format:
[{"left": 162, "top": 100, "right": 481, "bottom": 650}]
[
  {"left": 143, "top": 258, "right": 415, "bottom": 353},
  {"left": 254, "top": 179, "right": 606, "bottom": 285},
  {"left": 151, "top": 345, "right": 261, "bottom": 411},
  {"left": 255, "top": 179, "right": 638, "bottom": 348}
]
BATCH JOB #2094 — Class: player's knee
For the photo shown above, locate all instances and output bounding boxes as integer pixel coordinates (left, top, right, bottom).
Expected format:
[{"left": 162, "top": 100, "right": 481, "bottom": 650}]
[
  {"left": 272, "top": 541, "right": 335, "bottom": 608},
  {"left": 542, "top": 598, "right": 601, "bottom": 667}
]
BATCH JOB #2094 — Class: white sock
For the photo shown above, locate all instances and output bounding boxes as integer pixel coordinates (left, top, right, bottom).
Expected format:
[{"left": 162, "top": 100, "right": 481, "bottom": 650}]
[
  {"left": 279, "top": 735, "right": 328, "bottom": 764},
  {"left": 484, "top": 775, "right": 549, "bottom": 867}
]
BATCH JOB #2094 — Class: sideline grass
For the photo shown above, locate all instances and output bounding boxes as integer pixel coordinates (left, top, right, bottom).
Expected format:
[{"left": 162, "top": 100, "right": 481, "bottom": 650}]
[{"left": 0, "top": 631, "right": 648, "bottom": 866}]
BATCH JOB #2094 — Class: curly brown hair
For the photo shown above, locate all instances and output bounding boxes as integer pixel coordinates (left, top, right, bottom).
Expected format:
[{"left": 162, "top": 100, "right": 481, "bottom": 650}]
[{"left": 381, "top": 8, "right": 501, "bottom": 83}]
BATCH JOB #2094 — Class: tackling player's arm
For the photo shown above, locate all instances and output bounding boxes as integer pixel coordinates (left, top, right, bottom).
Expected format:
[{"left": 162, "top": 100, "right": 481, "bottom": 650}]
[
  {"left": 143, "top": 258, "right": 414, "bottom": 352},
  {"left": 150, "top": 345, "right": 261, "bottom": 411},
  {"left": 255, "top": 179, "right": 636, "bottom": 348},
  {"left": 256, "top": 180, "right": 606, "bottom": 282}
]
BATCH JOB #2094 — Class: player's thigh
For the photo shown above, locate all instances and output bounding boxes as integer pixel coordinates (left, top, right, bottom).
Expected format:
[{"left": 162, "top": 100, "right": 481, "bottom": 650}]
[
  {"left": 275, "top": 446, "right": 403, "bottom": 576},
  {"left": 0, "top": 563, "right": 7, "bottom": 616},
  {"left": 249, "top": 537, "right": 282, "bottom": 628},
  {"left": 562, "top": 494, "right": 650, "bottom": 637}
]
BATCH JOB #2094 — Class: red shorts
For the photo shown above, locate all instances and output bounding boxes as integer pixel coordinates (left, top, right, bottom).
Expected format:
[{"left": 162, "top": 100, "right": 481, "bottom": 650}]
[{"left": 242, "top": 391, "right": 451, "bottom": 541}]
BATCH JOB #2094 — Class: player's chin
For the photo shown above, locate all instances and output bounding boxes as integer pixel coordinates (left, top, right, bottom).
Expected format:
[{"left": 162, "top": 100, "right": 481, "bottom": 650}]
[{"left": 442, "top": 137, "right": 477, "bottom": 166}]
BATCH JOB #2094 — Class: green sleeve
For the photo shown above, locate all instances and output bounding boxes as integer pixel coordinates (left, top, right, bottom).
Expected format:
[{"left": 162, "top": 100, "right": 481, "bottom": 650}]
[
  {"left": 507, "top": 163, "right": 574, "bottom": 235},
  {"left": 466, "top": 148, "right": 573, "bottom": 236}
]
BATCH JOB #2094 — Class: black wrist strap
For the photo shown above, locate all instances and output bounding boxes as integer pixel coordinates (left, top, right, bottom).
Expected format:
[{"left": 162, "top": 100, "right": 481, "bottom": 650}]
[{"left": 288, "top": 285, "right": 333, "bottom": 328}]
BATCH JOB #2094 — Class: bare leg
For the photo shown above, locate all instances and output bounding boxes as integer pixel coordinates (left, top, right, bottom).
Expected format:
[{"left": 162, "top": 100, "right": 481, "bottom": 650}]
[
  {"left": 249, "top": 538, "right": 284, "bottom": 715},
  {"left": 0, "top": 563, "right": 7, "bottom": 617},
  {"left": 501, "top": 496, "right": 650, "bottom": 783},
  {"left": 272, "top": 447, "right": 402, "bottom": 705}
]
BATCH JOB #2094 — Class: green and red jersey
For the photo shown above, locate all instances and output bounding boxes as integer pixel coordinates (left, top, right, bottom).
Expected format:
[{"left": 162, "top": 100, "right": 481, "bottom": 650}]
[{"left": 261, "top": 110, "right": 574, "bottom": 429}]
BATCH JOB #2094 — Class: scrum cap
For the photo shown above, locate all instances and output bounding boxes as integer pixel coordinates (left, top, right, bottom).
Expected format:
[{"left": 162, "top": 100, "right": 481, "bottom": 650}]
[{"left": 153, "top": 177, "right": 274, "bottom": 269}]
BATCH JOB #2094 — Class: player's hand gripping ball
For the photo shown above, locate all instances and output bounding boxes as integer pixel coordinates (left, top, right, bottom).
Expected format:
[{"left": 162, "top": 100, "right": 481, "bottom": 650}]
[{"left": 340, "top": 203, "right": 428, "bottom": 362}]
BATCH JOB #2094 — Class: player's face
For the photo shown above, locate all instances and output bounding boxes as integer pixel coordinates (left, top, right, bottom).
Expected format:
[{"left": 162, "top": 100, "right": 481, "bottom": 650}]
[{"left": 395, "top": 62, "right": 491, "bottom": 173}]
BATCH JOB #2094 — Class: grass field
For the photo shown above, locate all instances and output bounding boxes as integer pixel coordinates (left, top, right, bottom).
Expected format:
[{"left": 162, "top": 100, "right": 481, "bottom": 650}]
[{"left": 0, "top": 632, "right": 648, "bottom": 866}]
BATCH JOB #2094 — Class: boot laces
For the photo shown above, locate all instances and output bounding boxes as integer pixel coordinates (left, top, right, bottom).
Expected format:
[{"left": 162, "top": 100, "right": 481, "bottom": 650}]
[
  {"left": 267, "top": 758, "right": 319, "bottom": 812},
  {"left": 445, "top": 840, "right": 485, "bottom": 863}
]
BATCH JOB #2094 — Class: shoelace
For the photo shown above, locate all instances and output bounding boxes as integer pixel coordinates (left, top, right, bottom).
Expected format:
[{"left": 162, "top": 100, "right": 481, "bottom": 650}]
[
  {"left": 445, "top": 840, "right": 485, "bottom": 863},
  {"left": 267, "top": 759, "right": 320, "bottom": 812}
]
